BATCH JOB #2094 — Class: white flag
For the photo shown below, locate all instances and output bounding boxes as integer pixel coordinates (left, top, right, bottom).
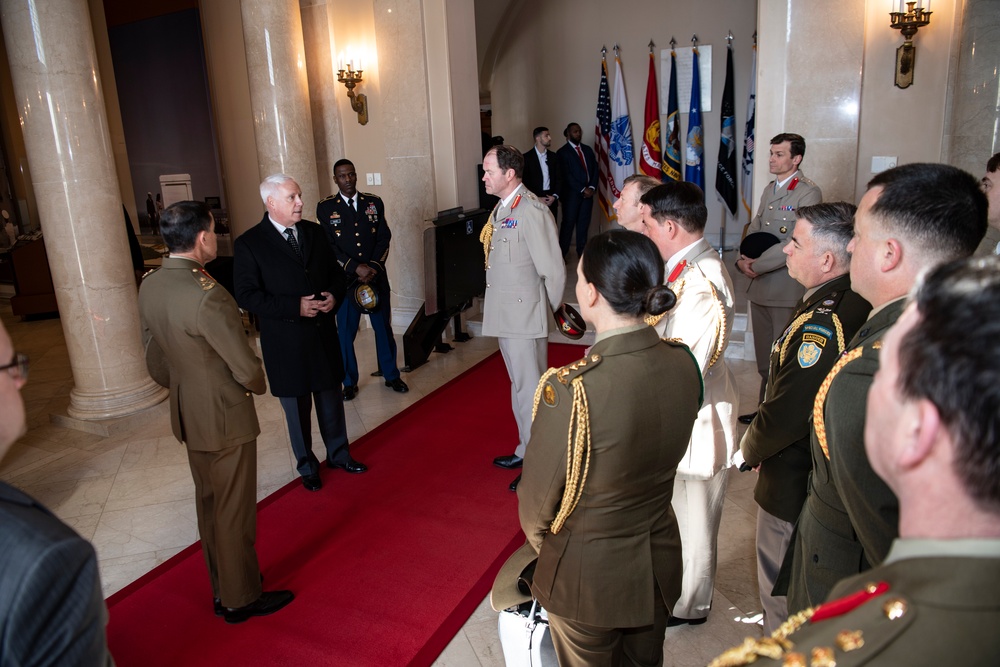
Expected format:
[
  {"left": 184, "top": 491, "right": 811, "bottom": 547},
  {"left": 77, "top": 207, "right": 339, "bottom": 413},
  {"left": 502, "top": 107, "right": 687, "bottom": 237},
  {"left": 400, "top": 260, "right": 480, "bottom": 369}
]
[{"left": 609, "top": 53, "right": 634, "bottom": 201}]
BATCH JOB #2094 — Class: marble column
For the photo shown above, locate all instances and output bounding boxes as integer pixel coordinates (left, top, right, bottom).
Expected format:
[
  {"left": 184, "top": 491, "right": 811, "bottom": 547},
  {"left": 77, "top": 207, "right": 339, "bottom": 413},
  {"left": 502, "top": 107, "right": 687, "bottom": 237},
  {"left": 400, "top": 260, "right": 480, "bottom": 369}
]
[
  {"left": 944, "top": 0, "right": 1000, "bottom": 175},
  {"left": 240, "top": 0, "right": 321, "bottom": 215},
  {"left": 0, "top": 0, "right": 166, "bottom": 419}
]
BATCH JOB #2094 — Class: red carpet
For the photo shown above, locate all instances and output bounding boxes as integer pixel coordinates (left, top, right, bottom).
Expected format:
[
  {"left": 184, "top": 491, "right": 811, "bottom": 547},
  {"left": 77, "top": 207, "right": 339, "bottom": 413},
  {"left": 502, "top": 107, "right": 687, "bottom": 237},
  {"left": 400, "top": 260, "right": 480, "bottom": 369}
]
[{"left": 106, "top": 343, "right": 584, "bottom": 666}]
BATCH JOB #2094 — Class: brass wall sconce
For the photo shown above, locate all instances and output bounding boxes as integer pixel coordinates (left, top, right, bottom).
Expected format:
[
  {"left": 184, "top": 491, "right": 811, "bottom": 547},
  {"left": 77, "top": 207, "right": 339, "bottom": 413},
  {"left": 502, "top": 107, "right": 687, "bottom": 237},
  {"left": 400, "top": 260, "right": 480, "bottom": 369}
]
[
  {"left": 889, "top": 1, "right": 932, "bottom": 89},
  {"left": 337, "top": 64, "right": 368, "bottom": 125}
]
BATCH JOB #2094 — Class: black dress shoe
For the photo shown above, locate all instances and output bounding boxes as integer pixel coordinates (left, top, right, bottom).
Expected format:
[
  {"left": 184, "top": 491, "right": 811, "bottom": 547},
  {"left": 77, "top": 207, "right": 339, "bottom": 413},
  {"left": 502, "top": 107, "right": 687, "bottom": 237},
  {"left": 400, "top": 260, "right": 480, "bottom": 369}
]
[
  {"left": 738, "top": 412, "right": 758, "bottom": 425},
  {"left": 509, "top": 474, "right": 521, "bottom": 492},
  {"left": 666, "top": 615, "right": 708, "bottom": 627},
  {"left": 223, "top": 590, "right": 295, "bottom": 624},
  {"left": 328, "top": 457, "right": 368, "bottom": 474},
  {"left": 343, "top": 385, "right": 359, "bottom": 401},
  {"left": 302, "top": 474, "right": 322, "bottom": 491},
  {"left": 214, "top": 598, "right": 224, "bottom": 616},
  {"left": 385, "top": 378, "right": 409, "bottom": 393},
  {"left": 493, "top": 454, "right": 523, "bottom": 469}
]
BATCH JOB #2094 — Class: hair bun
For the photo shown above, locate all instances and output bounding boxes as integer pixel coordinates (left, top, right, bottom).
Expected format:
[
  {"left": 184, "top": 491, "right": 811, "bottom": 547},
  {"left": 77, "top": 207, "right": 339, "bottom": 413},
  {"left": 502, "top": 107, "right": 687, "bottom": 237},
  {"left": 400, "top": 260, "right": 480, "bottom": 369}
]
[{"left": 645, "top": 285, "right": 676, "bottom": 315}]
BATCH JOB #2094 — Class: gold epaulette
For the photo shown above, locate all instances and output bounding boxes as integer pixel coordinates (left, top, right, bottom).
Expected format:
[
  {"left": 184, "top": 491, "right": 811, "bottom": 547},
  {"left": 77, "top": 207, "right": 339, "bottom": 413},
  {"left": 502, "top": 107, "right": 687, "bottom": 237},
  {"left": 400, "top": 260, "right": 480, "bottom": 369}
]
[
  {"left": 318, "top": 194, "right": 337, "bottom": 202},
  {"left": 360, "top": 191, "right": 381, "bottom": 200},
  {"left": 140, "top": 267, "right": 159, "bottom": 282},
  {"left": 531, "top": 354, "right": 602, "bottom": 535}
]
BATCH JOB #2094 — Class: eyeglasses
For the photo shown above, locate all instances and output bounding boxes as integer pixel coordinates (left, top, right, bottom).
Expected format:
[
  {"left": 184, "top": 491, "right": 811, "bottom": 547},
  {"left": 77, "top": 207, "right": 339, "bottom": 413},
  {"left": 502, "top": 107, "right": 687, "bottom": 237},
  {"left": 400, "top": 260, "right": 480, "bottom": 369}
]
[{"left": 0, "top": 352, "right": 29, "bottom": 382}]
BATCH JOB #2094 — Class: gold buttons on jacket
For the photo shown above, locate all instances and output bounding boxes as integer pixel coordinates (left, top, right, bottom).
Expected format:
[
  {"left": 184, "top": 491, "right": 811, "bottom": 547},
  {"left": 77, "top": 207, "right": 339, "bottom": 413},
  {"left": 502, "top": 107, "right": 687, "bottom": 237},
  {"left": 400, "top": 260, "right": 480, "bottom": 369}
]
[{"left": 883, "top": 598, "right": 907, "bottom": 620}]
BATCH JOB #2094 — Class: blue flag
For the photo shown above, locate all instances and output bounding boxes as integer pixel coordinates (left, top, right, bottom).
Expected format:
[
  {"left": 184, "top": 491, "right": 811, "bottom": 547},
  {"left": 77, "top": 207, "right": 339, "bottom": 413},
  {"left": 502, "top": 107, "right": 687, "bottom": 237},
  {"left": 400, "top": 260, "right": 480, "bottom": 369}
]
[{"left": 685, "top": 47, "right": 704, "bottom": 191}]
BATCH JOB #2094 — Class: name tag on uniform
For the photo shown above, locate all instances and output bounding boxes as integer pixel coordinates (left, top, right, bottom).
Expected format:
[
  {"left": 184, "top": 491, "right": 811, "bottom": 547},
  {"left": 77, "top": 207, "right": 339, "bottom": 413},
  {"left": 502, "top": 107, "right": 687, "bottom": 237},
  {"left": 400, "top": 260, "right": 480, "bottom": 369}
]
[{"left": 500, "top": 218, "right": 517, "bottom": 229}]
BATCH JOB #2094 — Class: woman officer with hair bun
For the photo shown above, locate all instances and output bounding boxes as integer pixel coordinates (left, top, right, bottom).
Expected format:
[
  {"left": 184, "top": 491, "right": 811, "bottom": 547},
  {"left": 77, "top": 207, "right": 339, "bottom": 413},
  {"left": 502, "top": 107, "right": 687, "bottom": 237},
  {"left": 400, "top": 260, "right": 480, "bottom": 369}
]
[{"left": 517, "top": 229, "right": 704, "bottom": 666}]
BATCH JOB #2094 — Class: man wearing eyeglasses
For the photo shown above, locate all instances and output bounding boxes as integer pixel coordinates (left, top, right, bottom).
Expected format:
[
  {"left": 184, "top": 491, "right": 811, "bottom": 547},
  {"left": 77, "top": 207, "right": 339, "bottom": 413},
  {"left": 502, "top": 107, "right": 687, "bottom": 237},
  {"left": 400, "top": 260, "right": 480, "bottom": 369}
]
[{"left": 0, "top": 323, "right": 112, "bottom": 664}]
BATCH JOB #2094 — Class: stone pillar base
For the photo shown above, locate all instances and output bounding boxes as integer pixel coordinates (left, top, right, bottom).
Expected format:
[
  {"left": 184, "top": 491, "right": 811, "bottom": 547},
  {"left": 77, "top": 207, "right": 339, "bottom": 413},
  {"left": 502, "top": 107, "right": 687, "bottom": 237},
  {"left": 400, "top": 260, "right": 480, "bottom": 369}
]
[{"left": 66, "top": 378, "right": 167, "bottom": 421}]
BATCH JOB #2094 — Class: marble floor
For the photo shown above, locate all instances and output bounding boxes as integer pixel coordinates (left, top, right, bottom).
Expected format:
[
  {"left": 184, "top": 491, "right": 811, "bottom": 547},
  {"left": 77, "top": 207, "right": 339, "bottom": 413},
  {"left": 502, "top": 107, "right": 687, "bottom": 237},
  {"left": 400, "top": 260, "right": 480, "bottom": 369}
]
[{"left": 0, "top": 256, "right": 766, "bottom": 667}]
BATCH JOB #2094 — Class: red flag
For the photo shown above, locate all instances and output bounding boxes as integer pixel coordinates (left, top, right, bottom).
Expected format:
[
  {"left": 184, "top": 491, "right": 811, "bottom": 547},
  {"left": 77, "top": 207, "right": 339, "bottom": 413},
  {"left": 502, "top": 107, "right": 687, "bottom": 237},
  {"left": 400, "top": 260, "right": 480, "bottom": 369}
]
[{"left": 640, "top": 53, "right": 662, "bottom": 178}]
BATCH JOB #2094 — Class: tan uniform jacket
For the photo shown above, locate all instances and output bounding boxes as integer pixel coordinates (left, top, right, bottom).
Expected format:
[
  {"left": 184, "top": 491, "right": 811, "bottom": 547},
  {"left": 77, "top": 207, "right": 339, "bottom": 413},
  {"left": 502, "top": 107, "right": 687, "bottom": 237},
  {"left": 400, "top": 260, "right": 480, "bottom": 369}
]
[
  {"left": 482, "top": 184, "right": 565, "bottom": 339},
  {"left": 139, "top": 257, "right": 266, "bottom": 451},
  {"left": 745, "top": 172, "right": 821, "bottom": 307},
  {"left": 518, "top": 327, "right": 702, "bottom": 627},
  {"left": 656, "top": 238, "right": 738, "bottom": 479}
]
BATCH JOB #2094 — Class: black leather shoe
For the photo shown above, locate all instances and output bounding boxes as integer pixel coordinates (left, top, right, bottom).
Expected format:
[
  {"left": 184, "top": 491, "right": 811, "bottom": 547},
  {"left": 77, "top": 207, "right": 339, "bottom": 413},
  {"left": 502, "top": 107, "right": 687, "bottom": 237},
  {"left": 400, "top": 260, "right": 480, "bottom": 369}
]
[
  {"left": 493, "top": 454, "right": 523, "bottom": 469},
  {"left": 343, "top": 385, "right": 359, "bottom": 401},
  {"left": 738, "top": 412, "right": 758, "bottom": 425},
  {"left": 328, "top": 457, "right": 368, "bottom": 474},
  {"left": 385, "top": 378, "right": 409, "bottom": 393},
  {"left": 223, "top": 590, "right": 295, "bottom": 624},
  {"left": 509, "top": 474, "right": 521, "bottom": 492},
  {"left": 214, "top": 598, "right": 223, "bottom": 616},
  {"left": 666, "top": 615, "right": 708, "bottom": 627},
  {"left": 302, "top": 474, "right": 322, "bottom": 491}
]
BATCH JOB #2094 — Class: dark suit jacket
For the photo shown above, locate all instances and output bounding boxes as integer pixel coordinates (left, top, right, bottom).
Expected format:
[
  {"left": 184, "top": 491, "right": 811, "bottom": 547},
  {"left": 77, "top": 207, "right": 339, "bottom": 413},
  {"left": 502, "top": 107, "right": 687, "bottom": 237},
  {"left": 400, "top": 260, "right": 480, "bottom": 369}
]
[
  {"left": 0, "top": 482, "right": 111, "bottom": 666},
  {"left": 316, "top": 191, "right": 391, "bottom": 291},
  {"left": 556, "top": 141, "right": 598, "bottom": 200},
  {"left": 233, "top": 214, "right": 348, "bottom": 397},
  {"left": 519, "top": 327, "right": 702, "bottom": 628},
  {"left": 140, "top": 257, "right": 266, "bottom": 452},
  {"left": 521, "top": 148, "right": 561, "bottom": 198}
]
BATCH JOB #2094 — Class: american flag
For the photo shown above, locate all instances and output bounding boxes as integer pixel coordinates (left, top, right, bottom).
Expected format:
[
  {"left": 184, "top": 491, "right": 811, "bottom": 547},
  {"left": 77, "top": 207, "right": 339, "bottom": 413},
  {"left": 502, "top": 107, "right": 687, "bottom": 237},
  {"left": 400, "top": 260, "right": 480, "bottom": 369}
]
[{"left": 595, "top": 56, "right": 614, "bottom": 219}]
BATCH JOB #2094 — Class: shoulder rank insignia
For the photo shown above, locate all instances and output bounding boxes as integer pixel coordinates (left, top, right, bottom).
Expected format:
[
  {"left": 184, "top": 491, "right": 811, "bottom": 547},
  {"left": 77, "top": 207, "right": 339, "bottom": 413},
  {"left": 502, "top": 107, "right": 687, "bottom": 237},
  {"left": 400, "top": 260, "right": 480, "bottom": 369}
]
[{"left": 193, "top": 267, "right": 215, "bottom": 291}]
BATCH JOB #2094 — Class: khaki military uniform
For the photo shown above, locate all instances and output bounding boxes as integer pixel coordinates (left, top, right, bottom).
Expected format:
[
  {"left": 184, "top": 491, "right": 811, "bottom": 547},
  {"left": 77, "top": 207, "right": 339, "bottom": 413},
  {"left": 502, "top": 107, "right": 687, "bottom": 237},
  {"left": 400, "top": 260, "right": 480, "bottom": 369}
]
[
  {"left": 482, "top": 183, "right": 565, "bottom": 458},
  {"left": 710, "top": 540, "right": 1000, "bottom": 667},
  {"left": 740, "top": 273, "right": 871, "bottom": 631},
  {"left": 139, "top": 256, "right": 266, "bottom": 608},
  {"left": 518, "top": 326, "right": 702, "bottom": 665},
  {"left": 745, "top": 172, "right": 822, "bottom": 400},
  {"left": 781, "top": 299, "right": 906, "bottom": 612}
]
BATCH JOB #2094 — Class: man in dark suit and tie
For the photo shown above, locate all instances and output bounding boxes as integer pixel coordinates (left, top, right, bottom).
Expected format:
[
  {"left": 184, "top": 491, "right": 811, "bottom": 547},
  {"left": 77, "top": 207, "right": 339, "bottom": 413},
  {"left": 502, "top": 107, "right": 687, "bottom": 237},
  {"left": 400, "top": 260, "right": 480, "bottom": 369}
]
[
  {"left": 0, "top": 321, "right": 112, "bottom": 663},
  {"left": 521, "top": 126, "right": 561, "bottom": 221},
  {"left": 316, "top": 159, "right": 408, "bottom": 401},
  {"left": 234, "top": 174, "right": 367, "bottom": 493},
  {"left": 556, "top": 122, "right": 599, "bottom": 258}
]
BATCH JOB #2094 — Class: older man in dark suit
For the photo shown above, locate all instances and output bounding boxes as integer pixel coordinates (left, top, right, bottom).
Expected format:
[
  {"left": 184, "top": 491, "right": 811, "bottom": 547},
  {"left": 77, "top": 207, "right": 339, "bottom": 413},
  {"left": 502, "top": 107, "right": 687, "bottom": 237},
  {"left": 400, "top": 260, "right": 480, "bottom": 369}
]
[
  {"left": 556, "top": 122, "right": 599, "bottom": 258},
  {"left": 234, "top": 174, "right": 366, "bottom": 493},
  {"left": 0, "top": 323, "right": 111, "bottom": 662},
  {"left": 141, "top": 200, "right": 293, "bottom": 623},
  {"left": 522, "top": 126, "right": 561, "bottom": 220}
]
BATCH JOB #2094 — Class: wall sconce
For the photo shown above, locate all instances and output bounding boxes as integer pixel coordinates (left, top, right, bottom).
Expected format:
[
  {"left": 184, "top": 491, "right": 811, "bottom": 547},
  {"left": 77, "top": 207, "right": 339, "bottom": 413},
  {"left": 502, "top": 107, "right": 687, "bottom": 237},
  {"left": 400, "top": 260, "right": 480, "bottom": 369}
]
[
  {"left": 889, "top": 1, "right": 932, "bottom": 89},
  {"left": 337, "top": 62, "right": 368, "bottom": 125}
]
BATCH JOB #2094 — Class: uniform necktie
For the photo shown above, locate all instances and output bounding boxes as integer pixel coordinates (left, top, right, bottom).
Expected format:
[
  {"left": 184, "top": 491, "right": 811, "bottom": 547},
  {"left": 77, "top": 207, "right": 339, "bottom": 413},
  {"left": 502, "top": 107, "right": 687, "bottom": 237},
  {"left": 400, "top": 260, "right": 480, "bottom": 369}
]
[
  {"left": 284, "top": 227, "right": 302, "bottom": 259},
  {"left": 347, "top": 197, "right": 355, "bottom": 211}
]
